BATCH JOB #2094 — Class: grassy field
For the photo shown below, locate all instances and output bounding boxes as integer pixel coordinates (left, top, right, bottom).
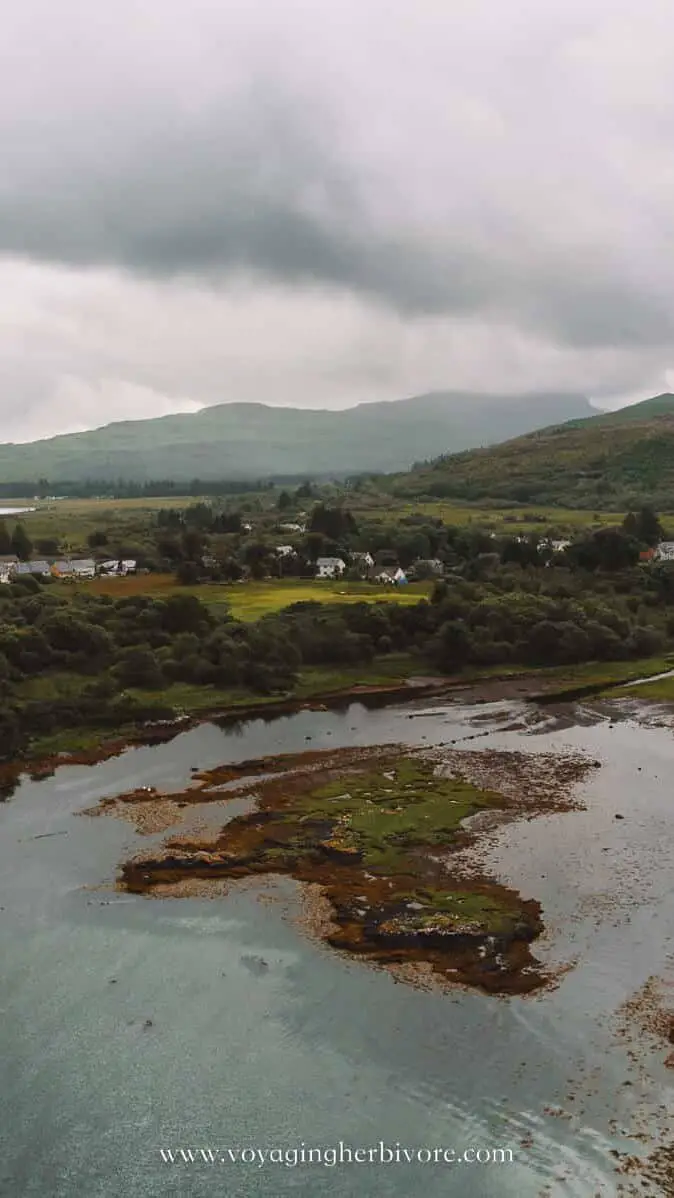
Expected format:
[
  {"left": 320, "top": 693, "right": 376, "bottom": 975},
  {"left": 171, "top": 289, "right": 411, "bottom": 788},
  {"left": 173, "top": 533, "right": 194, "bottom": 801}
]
[
  {"left": 3, "top": 496, "right": 200, "bottom": 548},
  {"left": 350, "top": 500, "right": 630, "bottom": 533},
  {"left": 6, "top": 495, "right": 635, "bottom": 542},
  {"left": 84, "top": 575, "right": 432, "bottom": 618}
]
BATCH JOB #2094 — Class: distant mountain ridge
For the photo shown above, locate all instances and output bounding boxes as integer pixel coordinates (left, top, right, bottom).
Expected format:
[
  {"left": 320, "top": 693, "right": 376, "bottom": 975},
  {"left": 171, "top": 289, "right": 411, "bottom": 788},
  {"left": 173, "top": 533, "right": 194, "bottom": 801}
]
[
  {"left": 0, "top": 391, "right": 595, "bottom": 483},
  {"left": 392, "top": 393, "right": 674, "bottom": 509}
]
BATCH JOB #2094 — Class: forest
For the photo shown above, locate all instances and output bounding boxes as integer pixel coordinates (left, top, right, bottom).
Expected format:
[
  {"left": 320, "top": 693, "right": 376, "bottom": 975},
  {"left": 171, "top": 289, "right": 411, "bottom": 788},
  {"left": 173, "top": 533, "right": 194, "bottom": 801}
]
[{"left": 2, "top": 532, "right": 674, "bottom": 762}]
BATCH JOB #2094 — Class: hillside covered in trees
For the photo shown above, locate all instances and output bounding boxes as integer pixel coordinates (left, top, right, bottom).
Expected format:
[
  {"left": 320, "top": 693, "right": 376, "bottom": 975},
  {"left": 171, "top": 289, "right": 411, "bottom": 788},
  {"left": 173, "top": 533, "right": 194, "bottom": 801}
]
[{"left": 392, "top": 394, "right": 674, "bottom": 509}]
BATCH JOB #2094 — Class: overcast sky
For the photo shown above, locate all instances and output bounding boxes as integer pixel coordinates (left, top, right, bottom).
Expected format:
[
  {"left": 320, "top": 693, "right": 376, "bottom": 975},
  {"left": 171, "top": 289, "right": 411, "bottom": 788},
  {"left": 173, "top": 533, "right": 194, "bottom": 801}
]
[{"left": 1, "top": 0, "right": 674, "bottom": 441}]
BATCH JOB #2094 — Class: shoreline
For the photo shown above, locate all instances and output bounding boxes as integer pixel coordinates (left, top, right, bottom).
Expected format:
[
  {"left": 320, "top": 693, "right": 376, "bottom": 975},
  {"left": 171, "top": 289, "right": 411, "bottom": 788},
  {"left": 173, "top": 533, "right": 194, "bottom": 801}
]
[{"left": 3, "top": 657, "right": 673, "bottom": 797}]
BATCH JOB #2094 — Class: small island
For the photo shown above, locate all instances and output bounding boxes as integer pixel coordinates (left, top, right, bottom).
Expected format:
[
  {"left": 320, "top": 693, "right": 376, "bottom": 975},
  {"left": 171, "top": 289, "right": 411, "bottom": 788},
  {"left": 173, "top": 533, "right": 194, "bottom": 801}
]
[{"left": 91, "top": 743, "right": 595, "bottom": 994}]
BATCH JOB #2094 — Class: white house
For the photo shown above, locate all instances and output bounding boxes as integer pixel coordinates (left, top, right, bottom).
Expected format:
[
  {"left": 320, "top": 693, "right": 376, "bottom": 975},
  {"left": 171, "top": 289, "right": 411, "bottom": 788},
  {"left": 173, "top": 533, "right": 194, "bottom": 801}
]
[
  {"left": 71, "top": 558, "right": 96, "bottom": 579},
  {"left": 53, "top": 558, "right": 96, "bottom": 579},
  {"left": 316, "top": 556, "right": 346, "bottom": 579},
  {"left": 375, "top": 567, "right": 408, "bottom": 585},
  {"left": 548, "top": 538, "right": 571, "bottom": 553},
  {"left": 656, "top": 541, "right": 674, "bottom": 561},
  {"left": 275, "top": 545, "right": 296, "bottom": 558},
  {"left": 120, "top": 559, "right": 137, "bottom": 575},
  {"left": 279, "top": 522, "right": 306, "bottom": 534},
  {"left": 351, "top": 551, "right": 375, "bottom": 568}
]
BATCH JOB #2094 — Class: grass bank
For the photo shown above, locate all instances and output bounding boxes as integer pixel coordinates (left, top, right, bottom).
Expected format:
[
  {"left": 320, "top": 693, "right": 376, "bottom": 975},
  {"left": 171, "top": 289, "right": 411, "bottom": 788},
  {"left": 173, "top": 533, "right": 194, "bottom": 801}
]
[
  {"left": 21, "top": 652, "right": 674, "bottom": 761},
  {"left": 24, "top": 654, "right": 426, "bottom": 757},
  {"left": 610, "top": 672, "right": 674, "bottom": 701}
]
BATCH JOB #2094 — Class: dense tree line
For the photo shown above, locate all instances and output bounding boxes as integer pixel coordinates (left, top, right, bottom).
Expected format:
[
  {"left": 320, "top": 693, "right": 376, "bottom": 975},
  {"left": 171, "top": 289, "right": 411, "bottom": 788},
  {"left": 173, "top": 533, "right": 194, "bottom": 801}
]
[
  {"left": 0, "top": 477, "right": 326, "bottom": 501},
  {"left": 3, "top": 550, "right": 674, "bottom": 761}
]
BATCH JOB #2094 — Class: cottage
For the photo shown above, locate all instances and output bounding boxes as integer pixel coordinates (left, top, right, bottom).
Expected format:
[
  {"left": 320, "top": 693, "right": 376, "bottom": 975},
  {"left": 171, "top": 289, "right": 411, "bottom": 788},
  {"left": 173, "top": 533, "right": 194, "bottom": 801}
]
[
  {"left": 548, "top": 539, "right": 571, "bottom": 553},
  {"left": 348, "top": 550, "right": 375, "bottom": 578},
  {"left": 71, "top": 558, "right": 96, "bottom": 579},
  {"left": 375, "top": 567, "right": 408, "bottom": 585},
  {"left": 120, "top": 559, "right": 137, "bottom": 575},
  {"left": 279, "top": 522, "right": 306, "bottom": 534},
  {"left": 656, "top": 541, "right": 674, "bottom": 561},
  {"left": 316, "top": 556, "right": 346, "bottom": 579},
  {"left": 275, "top": 545, "right": 296, "bottom": 558},
  {"left": 52, "top": 558, "right": 96, "bottom": 579},
  {"left": 14, "top": 560, "right": 51, "bottom": 578}
]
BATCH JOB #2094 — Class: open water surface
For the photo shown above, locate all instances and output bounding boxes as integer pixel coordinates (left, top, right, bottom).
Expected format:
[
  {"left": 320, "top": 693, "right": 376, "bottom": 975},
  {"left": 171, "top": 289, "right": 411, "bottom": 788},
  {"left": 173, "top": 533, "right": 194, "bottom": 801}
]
[{"left": 0, "top": 695, "right": 673, "bottom": 1196}]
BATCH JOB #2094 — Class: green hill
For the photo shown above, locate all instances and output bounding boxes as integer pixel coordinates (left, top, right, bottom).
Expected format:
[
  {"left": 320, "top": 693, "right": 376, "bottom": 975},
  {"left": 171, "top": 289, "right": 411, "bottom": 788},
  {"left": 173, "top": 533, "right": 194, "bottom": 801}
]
[
  {"left": 391, "top": 394, "right": 674, "bottom": 509},
  {"left": 0, "top": 392, "right": 594, "bottom": 484}
]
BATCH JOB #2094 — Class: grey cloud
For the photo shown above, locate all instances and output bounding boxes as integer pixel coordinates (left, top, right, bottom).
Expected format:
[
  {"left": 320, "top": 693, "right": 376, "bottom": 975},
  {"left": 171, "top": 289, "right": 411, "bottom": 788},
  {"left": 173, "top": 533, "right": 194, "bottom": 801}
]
[
  {"left": 3, "top": 0, "right": 674, "bottom": 443},
  {"left": 2, "top": 0, "right": 674, "bottom": 352}
]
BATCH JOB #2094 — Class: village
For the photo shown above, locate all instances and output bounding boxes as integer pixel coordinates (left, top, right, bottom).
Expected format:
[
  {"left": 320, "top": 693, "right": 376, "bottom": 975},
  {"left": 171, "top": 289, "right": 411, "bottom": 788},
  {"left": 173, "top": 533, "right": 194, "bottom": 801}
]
[
  {"left": 3, "top": 535, "right": 674, "bottom": 589},
  {"left": 0, "top": 555, "right": 138, "bottom": 585}
]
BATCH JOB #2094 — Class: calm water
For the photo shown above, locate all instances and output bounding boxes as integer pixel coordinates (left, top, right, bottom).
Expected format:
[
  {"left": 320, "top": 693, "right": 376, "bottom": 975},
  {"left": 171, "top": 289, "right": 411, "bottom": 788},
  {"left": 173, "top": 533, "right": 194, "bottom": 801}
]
[{"left": 1, "top": 696, "right": 673, "bottom": 1197}]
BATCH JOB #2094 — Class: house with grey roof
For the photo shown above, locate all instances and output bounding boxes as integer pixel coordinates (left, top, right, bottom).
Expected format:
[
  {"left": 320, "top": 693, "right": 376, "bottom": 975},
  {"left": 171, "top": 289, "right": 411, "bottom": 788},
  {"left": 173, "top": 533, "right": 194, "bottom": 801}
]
[{"left": 14, "top": 560, "right": 51, "bottom": 578}]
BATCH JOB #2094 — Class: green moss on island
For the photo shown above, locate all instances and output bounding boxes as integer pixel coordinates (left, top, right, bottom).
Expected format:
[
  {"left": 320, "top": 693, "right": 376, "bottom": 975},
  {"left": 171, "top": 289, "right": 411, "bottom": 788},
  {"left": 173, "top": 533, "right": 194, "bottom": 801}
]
[{"left": 119, "top": 747, "right": 559, "bottom": 993}]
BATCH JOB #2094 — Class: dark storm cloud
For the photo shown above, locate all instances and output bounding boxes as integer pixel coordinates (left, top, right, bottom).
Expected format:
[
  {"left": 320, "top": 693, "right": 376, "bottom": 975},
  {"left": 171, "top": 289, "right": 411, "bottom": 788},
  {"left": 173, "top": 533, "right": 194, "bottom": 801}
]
[
  {"left": 2, "top": 0, "right": 674, "bottom": 350},
  {"left": 0, "top": 92, "right": 503, "bottom": 319}
]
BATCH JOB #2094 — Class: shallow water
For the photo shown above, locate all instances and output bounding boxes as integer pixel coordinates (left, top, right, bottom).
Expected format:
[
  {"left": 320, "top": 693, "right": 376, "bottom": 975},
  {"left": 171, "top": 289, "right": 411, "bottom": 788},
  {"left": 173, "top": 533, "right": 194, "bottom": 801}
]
[{"left": 0, "top": 695, "right": 672, "bottom": 1196}]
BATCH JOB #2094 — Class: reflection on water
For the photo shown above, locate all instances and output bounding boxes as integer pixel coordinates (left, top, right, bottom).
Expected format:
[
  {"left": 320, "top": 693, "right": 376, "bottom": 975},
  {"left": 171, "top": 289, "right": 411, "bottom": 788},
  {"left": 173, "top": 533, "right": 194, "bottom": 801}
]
[{"left": 0, "top": 694, "right": 672, "bottom": 1196}]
